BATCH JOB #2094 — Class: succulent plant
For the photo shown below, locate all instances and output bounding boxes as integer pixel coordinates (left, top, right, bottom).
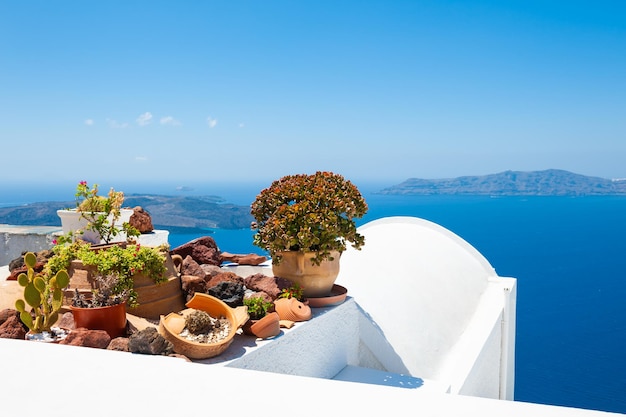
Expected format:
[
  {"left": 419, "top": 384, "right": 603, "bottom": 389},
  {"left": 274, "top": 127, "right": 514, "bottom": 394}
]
[{"left": 15, "top": 252, "right": 70, "bottom": 333}]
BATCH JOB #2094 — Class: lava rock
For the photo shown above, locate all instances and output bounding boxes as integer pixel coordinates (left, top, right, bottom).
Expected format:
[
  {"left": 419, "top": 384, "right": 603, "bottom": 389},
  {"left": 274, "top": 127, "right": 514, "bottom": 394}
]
[
  {"left": 60, "top": 328, "right": 111, "bottom": 348},
  {"left": 244, "top": 274, "right": 294, "bottom": 300},
  {"left": 107, "top": 337, "right": 130, "bottom": 351},
  {"left": 205, "top": 271, "right": 243, "bottom": 289},
  {"left": 220, "top": 252, "right": 267, "bottom": 266},
  {"left": 129, "top": 206, "right": 154, "bottom": 233},
  {"left": 207, "top": 281, "right": 246, "bottom": 307},
  {"left": 180, "top": 274, "right": 207, "bottom": 301},
  {"left": 128, "top": 327, "right": 173, "bottom": 355},
  {"left": 171, "top": 236, "right": 221, "bottom": 266},
  {"left": 0, "top": 310, "right": 27, "bottom": 339}
]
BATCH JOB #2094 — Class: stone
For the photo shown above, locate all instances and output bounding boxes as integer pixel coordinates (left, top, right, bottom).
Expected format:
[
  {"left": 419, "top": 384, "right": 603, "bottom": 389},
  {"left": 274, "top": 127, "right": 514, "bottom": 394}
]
[
  {"left": 107, "top": 337, "right": 130, "bottom": 351},
  {"left": 207, "top": 281, "right": 245, "bottom": 307},
  {"left": 56, "top": 312, "right": 76, "bottom": 331},
  {"left": 180, "top": 255, "right": 206, "bottom": 278},
  {"left": 0, "top": 308, "right": 17, "bottom": 326},
  {"left": 128, "top": 327, "right": 174, "bottom": 355},
  {"left": 220, "top": 252, "right": 267, "bottom": 266},
  {"left": 171, "top": 236, "right": 221, "bottom": 266},
  {"left": 205, "top": 271, "right": 243, "bottom": 289},
  {"left": 129, "top": 206, "right": 154, "bottom": 233},
  {"left": 59, "top": 328, "right": 111, "bottom": 348},
  {"left": 0, "top": 312, "right": 27, "bottom": 339},
  {"left": 180, "top": 274, "right": 207, "bottom": 301},
  {"left": 8, "top": 249, "right": 53, "bottom": 273},
  {"left": 244, "top": 274, "right": 294, "bottom": 300}
]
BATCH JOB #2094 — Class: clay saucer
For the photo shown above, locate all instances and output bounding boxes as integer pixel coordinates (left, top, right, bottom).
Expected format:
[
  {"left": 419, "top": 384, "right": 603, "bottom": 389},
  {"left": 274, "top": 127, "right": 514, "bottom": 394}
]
[{"left": 306, "top": 284, "right": 348, "bottom": 308}]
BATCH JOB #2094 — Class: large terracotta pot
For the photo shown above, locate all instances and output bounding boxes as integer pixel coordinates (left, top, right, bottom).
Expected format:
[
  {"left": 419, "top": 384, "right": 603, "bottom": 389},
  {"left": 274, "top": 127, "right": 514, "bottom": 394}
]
[
  {"left": 70, "top": 302, "right": 127, "bottom": 339},
  {"left": 57, "top": 208, "right": 134, "bottom": 244},
  {"left": 64, "top": 252, "right": 186, "bottom": 320},
  {"left": 271, "top": 250, "right": 341, "bottom": 298}
]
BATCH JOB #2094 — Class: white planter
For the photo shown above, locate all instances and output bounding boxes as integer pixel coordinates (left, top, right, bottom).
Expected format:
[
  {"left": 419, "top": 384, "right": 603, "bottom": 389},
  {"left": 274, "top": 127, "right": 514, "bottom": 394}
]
[{"left": 57, "top": 209, "right": 134, "bottom": 244}]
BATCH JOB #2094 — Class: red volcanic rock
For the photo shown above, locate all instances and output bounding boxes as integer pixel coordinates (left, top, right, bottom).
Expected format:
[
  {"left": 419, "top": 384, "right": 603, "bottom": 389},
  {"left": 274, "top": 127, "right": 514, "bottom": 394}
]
[
  {"left": 107, "top": 337, "right": 130, "bottom": 351},
  {"left": 220, "top": 252, "right": 267, "bottom": 266},
  {"left": 205, "top": 271, "right": 243, "bottom": 289},
  {"left": 180, "top": 255, "right": 205, "bottom": 278},
  {"left": 243, "top": 274, "right": 293, "bottom": 300},
  {"left": 180, "top": 274, "right": 207, "bottom": 301},
  {"left": 129, "top": 206, "right": 154, "bottom": 233},
  {"left": 59, "top": 328, "right": 111, "bottom": 349},
  {"left": 171, "top": 236, "right": 221, "bottom": 266},
  {"left": 0, "top": 311, "right": 27, "bottom": 340},
  {"left": 56, "top": 312, "right": 76, "bottom": 331}
]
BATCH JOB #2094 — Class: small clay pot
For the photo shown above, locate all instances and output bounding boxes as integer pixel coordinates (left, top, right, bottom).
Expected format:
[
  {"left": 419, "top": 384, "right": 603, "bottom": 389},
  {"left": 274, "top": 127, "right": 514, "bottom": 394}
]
[
  {"left": 274, "top": 297, "right": 311, "bottom": 322},
  {"left": 70, "top": 302, "right": 127, "bottom": 339},
  {"left": 242, "top": 311, "right": 281, "bottom": 339}
]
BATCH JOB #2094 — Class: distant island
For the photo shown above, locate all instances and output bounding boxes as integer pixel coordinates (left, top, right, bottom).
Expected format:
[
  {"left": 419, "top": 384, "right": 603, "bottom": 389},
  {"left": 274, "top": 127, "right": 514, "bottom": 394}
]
[
  {"left": 377, "top": 169, "right": 626, "bottom": 196},
  {"left": 2, "top": 170, "right": 625, "bottom": 229},
  {"left": 0, "top": 194, "right": 254, "bottom": 230}
]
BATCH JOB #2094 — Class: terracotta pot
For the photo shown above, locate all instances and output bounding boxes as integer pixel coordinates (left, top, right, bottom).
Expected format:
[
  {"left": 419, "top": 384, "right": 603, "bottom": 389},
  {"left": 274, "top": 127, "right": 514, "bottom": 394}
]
[
  {"left": 272, "top": 250, "right": 341, "bottom": 298},
  {"left": 65, "top": 252, "right": 185, "bottom": 320},
  {"left": 70, "top": 302, "right": 127, "bottom": 339},
  {"left": 242, "top": 311, "right": 281, "bottom": 339},
  {"left": 158, "top": 293, "right": 249, "bottom": 360},
  {"left": 273, "top": 297, "right": 311, "bottom": 322}
]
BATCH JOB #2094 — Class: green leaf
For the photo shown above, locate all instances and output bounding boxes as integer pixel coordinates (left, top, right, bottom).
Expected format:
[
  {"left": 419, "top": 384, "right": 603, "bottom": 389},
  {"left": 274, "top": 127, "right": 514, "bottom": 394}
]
[
  {"left": 33, "top": 276, "right": 46, "bottom": 293},
  {"left": 19, "top": 311, "right": 33, "bottom": 331},
  {"left": 55, "top": 270, "right": 70, "bottom": 288},
  {"left": 24, "top": 282, "right": 42, "bottom": 308}
]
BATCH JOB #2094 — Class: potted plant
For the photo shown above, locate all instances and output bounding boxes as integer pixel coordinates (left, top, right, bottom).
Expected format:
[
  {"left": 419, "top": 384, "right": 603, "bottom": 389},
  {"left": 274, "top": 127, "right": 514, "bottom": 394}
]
[
  {"left": 241, "top": 296, "right": 280, "bottom": 339},
  {"left": 57, "top": 181, "right": 139, "bottom": 244},
  {"left": 44, "top": 239, "right": 185, "bottom": 320},
  {"left": 70, "top": 273, "right": 129, "bottom": 339},
  {"left": 14, "top": 252, "right": 70, "bottom": 342},
  {"left": 250, "top": 171, "right": 368, "bottom": 298}
]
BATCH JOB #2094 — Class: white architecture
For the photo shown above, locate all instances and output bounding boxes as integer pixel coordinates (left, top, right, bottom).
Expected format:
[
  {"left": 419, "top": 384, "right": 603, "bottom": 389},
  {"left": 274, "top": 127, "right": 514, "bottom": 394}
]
[{"left": 0, "top": 218, "right": 622, "bottom": 416}]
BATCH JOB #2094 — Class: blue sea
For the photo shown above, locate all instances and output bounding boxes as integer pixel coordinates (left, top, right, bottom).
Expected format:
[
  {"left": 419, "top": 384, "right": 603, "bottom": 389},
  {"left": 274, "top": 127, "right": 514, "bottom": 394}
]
[{"left": 1, "top": 182, "right": 625, "bottom": 414}]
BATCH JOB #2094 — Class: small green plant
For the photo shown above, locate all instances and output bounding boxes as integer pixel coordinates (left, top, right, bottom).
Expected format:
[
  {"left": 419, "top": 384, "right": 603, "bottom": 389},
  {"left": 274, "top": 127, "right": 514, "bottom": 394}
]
[
  {"left": 74, "top": 181, "right": 139, "bottom": 244},
  {"left": 278, "top": 283, "right": 305, "bottom": 301},
  {"left": 15, "top": 252, "right": 70, "bottom": 333},
  {"left": 243, "top": 296, "right": 274, "bottom": 320},
  {"left": 251, "top": 171, "right": 368, "bottom": 265},
  {"left": 72, "top": 274, "right": 129, "bottom": 308}
]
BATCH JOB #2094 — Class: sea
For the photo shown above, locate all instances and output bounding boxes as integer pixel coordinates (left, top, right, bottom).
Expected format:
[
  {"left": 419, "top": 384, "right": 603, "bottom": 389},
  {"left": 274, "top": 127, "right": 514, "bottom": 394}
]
[{"left": 1, "top": 181, "right": 625, "bottom": 414}]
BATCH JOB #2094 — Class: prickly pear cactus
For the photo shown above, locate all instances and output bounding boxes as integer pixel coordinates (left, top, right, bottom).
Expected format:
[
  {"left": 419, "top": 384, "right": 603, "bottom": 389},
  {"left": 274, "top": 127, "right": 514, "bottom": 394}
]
[{"left": 14, "top": 252, "right": 70, "bottom": 334}]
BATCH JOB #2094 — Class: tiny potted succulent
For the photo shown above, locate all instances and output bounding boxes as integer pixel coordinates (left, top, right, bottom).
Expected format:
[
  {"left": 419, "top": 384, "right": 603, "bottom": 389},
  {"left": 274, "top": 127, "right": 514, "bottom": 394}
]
[
  {"left": 57, "top": 180, "right": 139, "bottom": 244},
  {"left": 250, "top": 171, "right": 368, "bottom": 298},
  {"left": 241, "top": 296, "right": 280, "bottom": 339},
  {"left": 14, "top": 252, "right": 70, "bottom": 342},
  {"left": 70, "top": 273, "right": 129, "bottom": 338}
]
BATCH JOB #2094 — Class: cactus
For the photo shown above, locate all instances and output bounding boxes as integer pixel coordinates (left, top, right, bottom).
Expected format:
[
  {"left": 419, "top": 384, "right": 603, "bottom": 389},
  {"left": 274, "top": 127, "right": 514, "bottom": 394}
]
[{"left": 14, "top": 252, "right": 70, "bottom": 334}]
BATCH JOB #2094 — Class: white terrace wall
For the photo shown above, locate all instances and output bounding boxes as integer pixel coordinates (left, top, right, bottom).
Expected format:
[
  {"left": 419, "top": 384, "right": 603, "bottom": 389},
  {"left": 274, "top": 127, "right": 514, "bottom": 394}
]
[{"left": 337, "top": 216, "right": 517, "bottom": 399}]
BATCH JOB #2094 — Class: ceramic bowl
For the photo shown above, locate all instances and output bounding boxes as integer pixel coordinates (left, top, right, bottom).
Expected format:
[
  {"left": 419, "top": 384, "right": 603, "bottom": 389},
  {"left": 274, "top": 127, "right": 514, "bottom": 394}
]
[{"left": 158, "top": 293, "right": 248, "bottom": 360}]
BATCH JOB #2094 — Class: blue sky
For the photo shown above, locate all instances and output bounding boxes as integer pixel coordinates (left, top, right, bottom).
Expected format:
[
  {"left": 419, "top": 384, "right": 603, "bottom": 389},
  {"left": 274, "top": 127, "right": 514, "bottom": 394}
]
[{"left": 1, "top": 0, "right": 625, "bottom": 188}]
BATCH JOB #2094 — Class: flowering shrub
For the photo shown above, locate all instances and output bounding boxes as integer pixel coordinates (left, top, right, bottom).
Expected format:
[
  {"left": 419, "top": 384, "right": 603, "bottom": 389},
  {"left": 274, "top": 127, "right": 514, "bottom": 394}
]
[
  {"left": 46, "top": 241, "right": 168, "bottom": 308},
  {"left": 250, "top": 171, "right": 368, "bottom": 265},
  {"left": 74, "top": 181, "right": 139, "bottom": 244}
]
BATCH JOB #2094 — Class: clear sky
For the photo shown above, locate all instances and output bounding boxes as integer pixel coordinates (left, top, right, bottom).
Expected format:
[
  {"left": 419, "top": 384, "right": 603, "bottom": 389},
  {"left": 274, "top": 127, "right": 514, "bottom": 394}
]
[{"left": 1, "top": 0, "right": 625, "bottom": 188}]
